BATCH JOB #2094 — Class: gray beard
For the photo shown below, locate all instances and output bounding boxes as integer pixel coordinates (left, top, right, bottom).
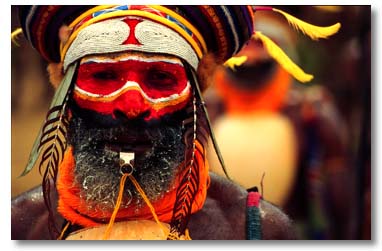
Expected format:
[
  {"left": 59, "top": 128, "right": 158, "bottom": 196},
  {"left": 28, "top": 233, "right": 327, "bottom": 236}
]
[{"left": 66, "top": 115, "right": 185, "bottom": 216}]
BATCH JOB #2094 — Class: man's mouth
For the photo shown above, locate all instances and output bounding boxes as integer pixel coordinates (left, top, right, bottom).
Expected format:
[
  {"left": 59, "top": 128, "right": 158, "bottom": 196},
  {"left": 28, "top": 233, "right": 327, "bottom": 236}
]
[{"left": 103, "top": 134, "right": 153, "bottom": 154}]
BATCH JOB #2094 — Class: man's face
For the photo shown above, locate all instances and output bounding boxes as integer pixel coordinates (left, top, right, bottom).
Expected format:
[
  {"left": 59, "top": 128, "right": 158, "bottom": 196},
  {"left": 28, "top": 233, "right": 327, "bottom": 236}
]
[{"left": 66, "top": 51, "right": 191, "bottom": 214}]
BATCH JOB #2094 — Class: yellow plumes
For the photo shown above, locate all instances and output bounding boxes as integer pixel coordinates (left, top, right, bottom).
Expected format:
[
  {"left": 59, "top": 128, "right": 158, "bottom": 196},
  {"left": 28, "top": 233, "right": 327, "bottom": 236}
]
[
  {"left": 253, "top": 32, "right": 314, "bottom": 83},
  {"left": 272, "top": 8, "right": 341, "bottom": 40},
  {"left": 223, "top": 56, "right": 248, "bottom": 71},
  {"left": 11, "top": 28, "right": 23, "bottom": 47}
]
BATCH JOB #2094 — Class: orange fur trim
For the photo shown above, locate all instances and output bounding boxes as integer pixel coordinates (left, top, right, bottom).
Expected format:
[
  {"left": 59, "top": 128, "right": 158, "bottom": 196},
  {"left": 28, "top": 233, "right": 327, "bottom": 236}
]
[{"left": 56, "top": 142, "right": 209, "bottom": 228}]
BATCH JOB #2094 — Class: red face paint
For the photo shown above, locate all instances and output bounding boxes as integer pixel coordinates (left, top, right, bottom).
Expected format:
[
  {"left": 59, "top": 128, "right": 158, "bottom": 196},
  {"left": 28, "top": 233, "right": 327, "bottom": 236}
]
[{"left": 73, "top": 52, "right": 191, "bottom": 120}]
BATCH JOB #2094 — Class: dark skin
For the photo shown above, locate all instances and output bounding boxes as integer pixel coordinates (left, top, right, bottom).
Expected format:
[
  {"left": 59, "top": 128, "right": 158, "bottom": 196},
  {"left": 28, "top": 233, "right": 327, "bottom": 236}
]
[{"left": 11, "top": 172, "right": 296, "bottom": 240}]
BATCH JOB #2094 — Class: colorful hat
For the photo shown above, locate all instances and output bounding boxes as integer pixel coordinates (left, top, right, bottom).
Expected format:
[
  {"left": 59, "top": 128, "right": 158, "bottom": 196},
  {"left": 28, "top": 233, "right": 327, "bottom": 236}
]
[{"left": 18, "top": 5, "right": 254, "bottom": 72}]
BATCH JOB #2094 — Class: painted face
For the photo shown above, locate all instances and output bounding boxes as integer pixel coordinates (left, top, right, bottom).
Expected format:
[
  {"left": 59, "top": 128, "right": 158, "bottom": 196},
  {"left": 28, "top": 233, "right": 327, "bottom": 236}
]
[
  {"left": 62, "top": 51, "right": 192, "bottom": 219},
  {"left": 73, "top": 51, "right": 191, "bottom": 121}
]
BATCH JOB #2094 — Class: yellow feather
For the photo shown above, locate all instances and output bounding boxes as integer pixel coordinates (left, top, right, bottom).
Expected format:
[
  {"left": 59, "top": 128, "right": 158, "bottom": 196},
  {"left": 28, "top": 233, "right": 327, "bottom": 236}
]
[
  {"left": 11, "top": 28, "right": 23, "bottom": 47},
  {"left": 223, "top": 56, "right": 248, "bottom": 71},
  {"left": 273, "top": 8, "right": 341, "bottom": 40},
  {"left": 253, "top": 32, "right": 314, "bottom": 83}
]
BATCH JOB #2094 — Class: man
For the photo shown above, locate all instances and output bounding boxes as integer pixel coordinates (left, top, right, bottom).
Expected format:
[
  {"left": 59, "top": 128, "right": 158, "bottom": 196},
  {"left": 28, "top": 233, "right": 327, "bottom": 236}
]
[
  {"left": 207, "top": 11, "right": 352, "bottom": 239},
  {"left": 11, "top": 5, "right": 337, "bottom": 240}
]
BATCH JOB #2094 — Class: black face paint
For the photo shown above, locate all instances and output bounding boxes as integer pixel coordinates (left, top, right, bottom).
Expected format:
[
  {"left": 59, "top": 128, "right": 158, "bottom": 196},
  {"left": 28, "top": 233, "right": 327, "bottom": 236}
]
[{"left": 66, "top": 104, "right": 187, "bottom": 214}]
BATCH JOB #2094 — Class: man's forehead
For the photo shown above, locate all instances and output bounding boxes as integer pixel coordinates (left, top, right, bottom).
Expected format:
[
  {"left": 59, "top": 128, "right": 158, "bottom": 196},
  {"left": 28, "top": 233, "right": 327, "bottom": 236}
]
[{"left": 80, "top": 51, "right": 185, "bottom": 65}]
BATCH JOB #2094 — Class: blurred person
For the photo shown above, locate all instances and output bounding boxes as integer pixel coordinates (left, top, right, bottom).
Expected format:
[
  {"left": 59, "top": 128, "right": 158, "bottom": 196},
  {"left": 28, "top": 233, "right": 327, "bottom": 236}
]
[
  {"left": 208, "top": 10, "right": 353, "bottom": 239},
  {"left": 11, "top": 8, "right": 54, "bottom": 197}
]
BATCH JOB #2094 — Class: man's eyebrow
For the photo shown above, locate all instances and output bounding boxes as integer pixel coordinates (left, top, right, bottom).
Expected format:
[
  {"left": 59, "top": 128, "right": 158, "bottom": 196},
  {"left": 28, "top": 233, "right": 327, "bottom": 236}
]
[{"left": 80, "top": 55, "right": 184, "bottom": 66}]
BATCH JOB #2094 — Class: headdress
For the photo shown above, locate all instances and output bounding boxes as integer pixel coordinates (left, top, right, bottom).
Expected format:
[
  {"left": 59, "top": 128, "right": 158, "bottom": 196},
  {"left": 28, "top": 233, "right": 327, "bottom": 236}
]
[{"left": 15, "top": 5, "right": 340, "bottom": 239}]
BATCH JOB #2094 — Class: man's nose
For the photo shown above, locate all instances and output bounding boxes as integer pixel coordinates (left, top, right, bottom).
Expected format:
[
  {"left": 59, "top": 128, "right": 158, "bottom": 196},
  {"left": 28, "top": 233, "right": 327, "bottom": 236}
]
[{"left": 112, "top": 90, "right": 150, "bottom": 120}]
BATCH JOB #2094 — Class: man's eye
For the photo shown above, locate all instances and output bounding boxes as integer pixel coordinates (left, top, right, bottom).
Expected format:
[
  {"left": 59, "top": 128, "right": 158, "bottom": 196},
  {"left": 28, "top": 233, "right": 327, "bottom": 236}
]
[
  {"left": 92, "top": 70, "right": 118, "bottom": 80},
  {"left": 146, "top": 70, "right": 176, "bottom": 86}
]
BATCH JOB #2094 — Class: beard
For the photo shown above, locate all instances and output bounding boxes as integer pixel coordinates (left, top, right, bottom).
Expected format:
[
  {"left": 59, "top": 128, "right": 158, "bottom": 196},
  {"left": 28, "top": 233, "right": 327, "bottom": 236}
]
[{"left": 66, "top": 107, "right": 186, "bottom": 214}]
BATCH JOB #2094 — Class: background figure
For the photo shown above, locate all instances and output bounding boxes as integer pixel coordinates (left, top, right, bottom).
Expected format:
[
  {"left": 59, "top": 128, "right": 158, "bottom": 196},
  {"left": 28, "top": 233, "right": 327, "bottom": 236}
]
[
  {"left": 208, "top": 11, "right": 300, "bottom": 207},
  {"left": 11, "top": 6, "right": 54, "bottom": 197},
  {"left": 207, "top": 7, "right": 370, "bottom": 239}
]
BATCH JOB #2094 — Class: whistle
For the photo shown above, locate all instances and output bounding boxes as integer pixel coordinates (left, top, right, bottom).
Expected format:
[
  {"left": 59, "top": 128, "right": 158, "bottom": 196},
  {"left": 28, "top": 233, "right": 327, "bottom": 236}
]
[{"left": 119, "top": 152, "right": 135, "bottom": 175}]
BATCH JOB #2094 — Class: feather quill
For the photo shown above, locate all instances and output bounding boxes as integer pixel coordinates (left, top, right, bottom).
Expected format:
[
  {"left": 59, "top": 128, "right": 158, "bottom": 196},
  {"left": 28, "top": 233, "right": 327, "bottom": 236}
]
[
  {"left": 272, "top": 8, "right": 341, "bottom": 40},
  {"left": 169, "top": 63, "right": 215, "bottom": 236},
  {"left": 253, "top": 32, "right": 314, "bottom": 83},
  {"left": 170, "top": 93, "right": 199, "bottom": 235},
  {"left": 190, "top": 67, "right": 230, "bottom": 179},
  {"left": 39, "top": 66, "right": 75, "bottom": 237}
]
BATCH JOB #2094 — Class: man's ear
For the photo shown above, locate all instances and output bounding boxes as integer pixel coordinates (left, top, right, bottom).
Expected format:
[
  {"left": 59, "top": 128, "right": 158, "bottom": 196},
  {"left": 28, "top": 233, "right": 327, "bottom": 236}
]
[
  {"left": 197, "top": 53, "right": 223, "bottom": 92},
  {"left": 47, "top": 62, "right": 64, "bottom": 89},
  {"left": 47, "top": 25, "right": 73, "bottom": 89}
]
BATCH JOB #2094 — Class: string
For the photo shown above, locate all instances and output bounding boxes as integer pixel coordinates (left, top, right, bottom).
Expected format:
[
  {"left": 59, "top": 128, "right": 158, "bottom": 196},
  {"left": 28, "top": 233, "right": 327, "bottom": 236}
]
[
  {"left": 57, "top": 221, "right": 71, "bottom": 240},
  {"left": 103, "top": 167, "right": 192, "bottom": 239},
  {"left": 127, "top": 175, "right": 170, "bottom": 237},
  {"left": 102, "top": 173, "right": 128, "bottom": 240}
]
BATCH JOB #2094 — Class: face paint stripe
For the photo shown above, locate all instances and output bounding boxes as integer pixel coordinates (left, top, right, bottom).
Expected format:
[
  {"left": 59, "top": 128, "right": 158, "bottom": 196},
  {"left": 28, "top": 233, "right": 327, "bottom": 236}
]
[
  {"left": 81, "top": 55, "right": 185, "bottom": 66},
  {"left": 74, "top": 82, "right": 191, "bottom": 107},
  {"left": 73, "top": 88, "right": 190, "bottom": 113}
]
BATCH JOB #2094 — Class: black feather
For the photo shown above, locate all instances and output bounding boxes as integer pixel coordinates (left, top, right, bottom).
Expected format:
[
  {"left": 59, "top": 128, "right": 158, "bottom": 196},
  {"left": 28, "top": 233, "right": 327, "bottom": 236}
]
[{"left": 39, "top": 89, "right": 72, "bottom": 237}]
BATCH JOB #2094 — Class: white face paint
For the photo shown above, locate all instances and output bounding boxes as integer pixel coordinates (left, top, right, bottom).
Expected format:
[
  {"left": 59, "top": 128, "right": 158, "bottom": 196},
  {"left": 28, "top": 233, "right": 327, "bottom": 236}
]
[{"left": 64, "top": 17, "right": 199, "bottom": 71}]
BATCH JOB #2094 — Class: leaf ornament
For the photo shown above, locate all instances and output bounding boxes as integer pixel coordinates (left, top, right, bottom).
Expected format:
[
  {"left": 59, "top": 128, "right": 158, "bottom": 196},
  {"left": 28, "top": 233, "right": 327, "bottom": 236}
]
[
  {"left": 272, "top": 8, "right": 341, "bottom": 41},
  {"left": 20, "top": 62, "right": 78, "bottom": 177}
]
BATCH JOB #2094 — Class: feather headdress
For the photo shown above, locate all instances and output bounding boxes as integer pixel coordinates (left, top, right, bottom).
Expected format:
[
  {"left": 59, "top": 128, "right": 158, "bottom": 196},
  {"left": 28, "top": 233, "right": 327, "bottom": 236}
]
[{"left": 224, "top": 6, "right": 341, "bottom": 84}]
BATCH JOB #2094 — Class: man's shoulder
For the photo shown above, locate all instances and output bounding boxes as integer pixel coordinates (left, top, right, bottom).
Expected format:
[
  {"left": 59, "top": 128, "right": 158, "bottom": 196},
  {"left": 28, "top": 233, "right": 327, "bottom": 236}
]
[
  {"left": 189, "top": 173, "right": 296, "bottom": 240},
  {"left": 11, "top": 185, "right": 63, "bottom": 240}
]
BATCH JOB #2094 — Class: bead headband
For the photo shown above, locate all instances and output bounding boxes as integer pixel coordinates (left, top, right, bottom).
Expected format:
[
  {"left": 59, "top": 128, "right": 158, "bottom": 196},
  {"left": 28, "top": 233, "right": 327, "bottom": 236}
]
[{"left": 60, "top": 5, "right": 207, "bottom": 72}]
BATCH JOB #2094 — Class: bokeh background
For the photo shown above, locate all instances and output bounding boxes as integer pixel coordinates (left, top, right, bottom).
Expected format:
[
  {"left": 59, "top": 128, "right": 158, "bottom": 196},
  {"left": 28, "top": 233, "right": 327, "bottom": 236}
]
[{"left": 11, "top": 5, "right": 371, "bottom": 240}]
